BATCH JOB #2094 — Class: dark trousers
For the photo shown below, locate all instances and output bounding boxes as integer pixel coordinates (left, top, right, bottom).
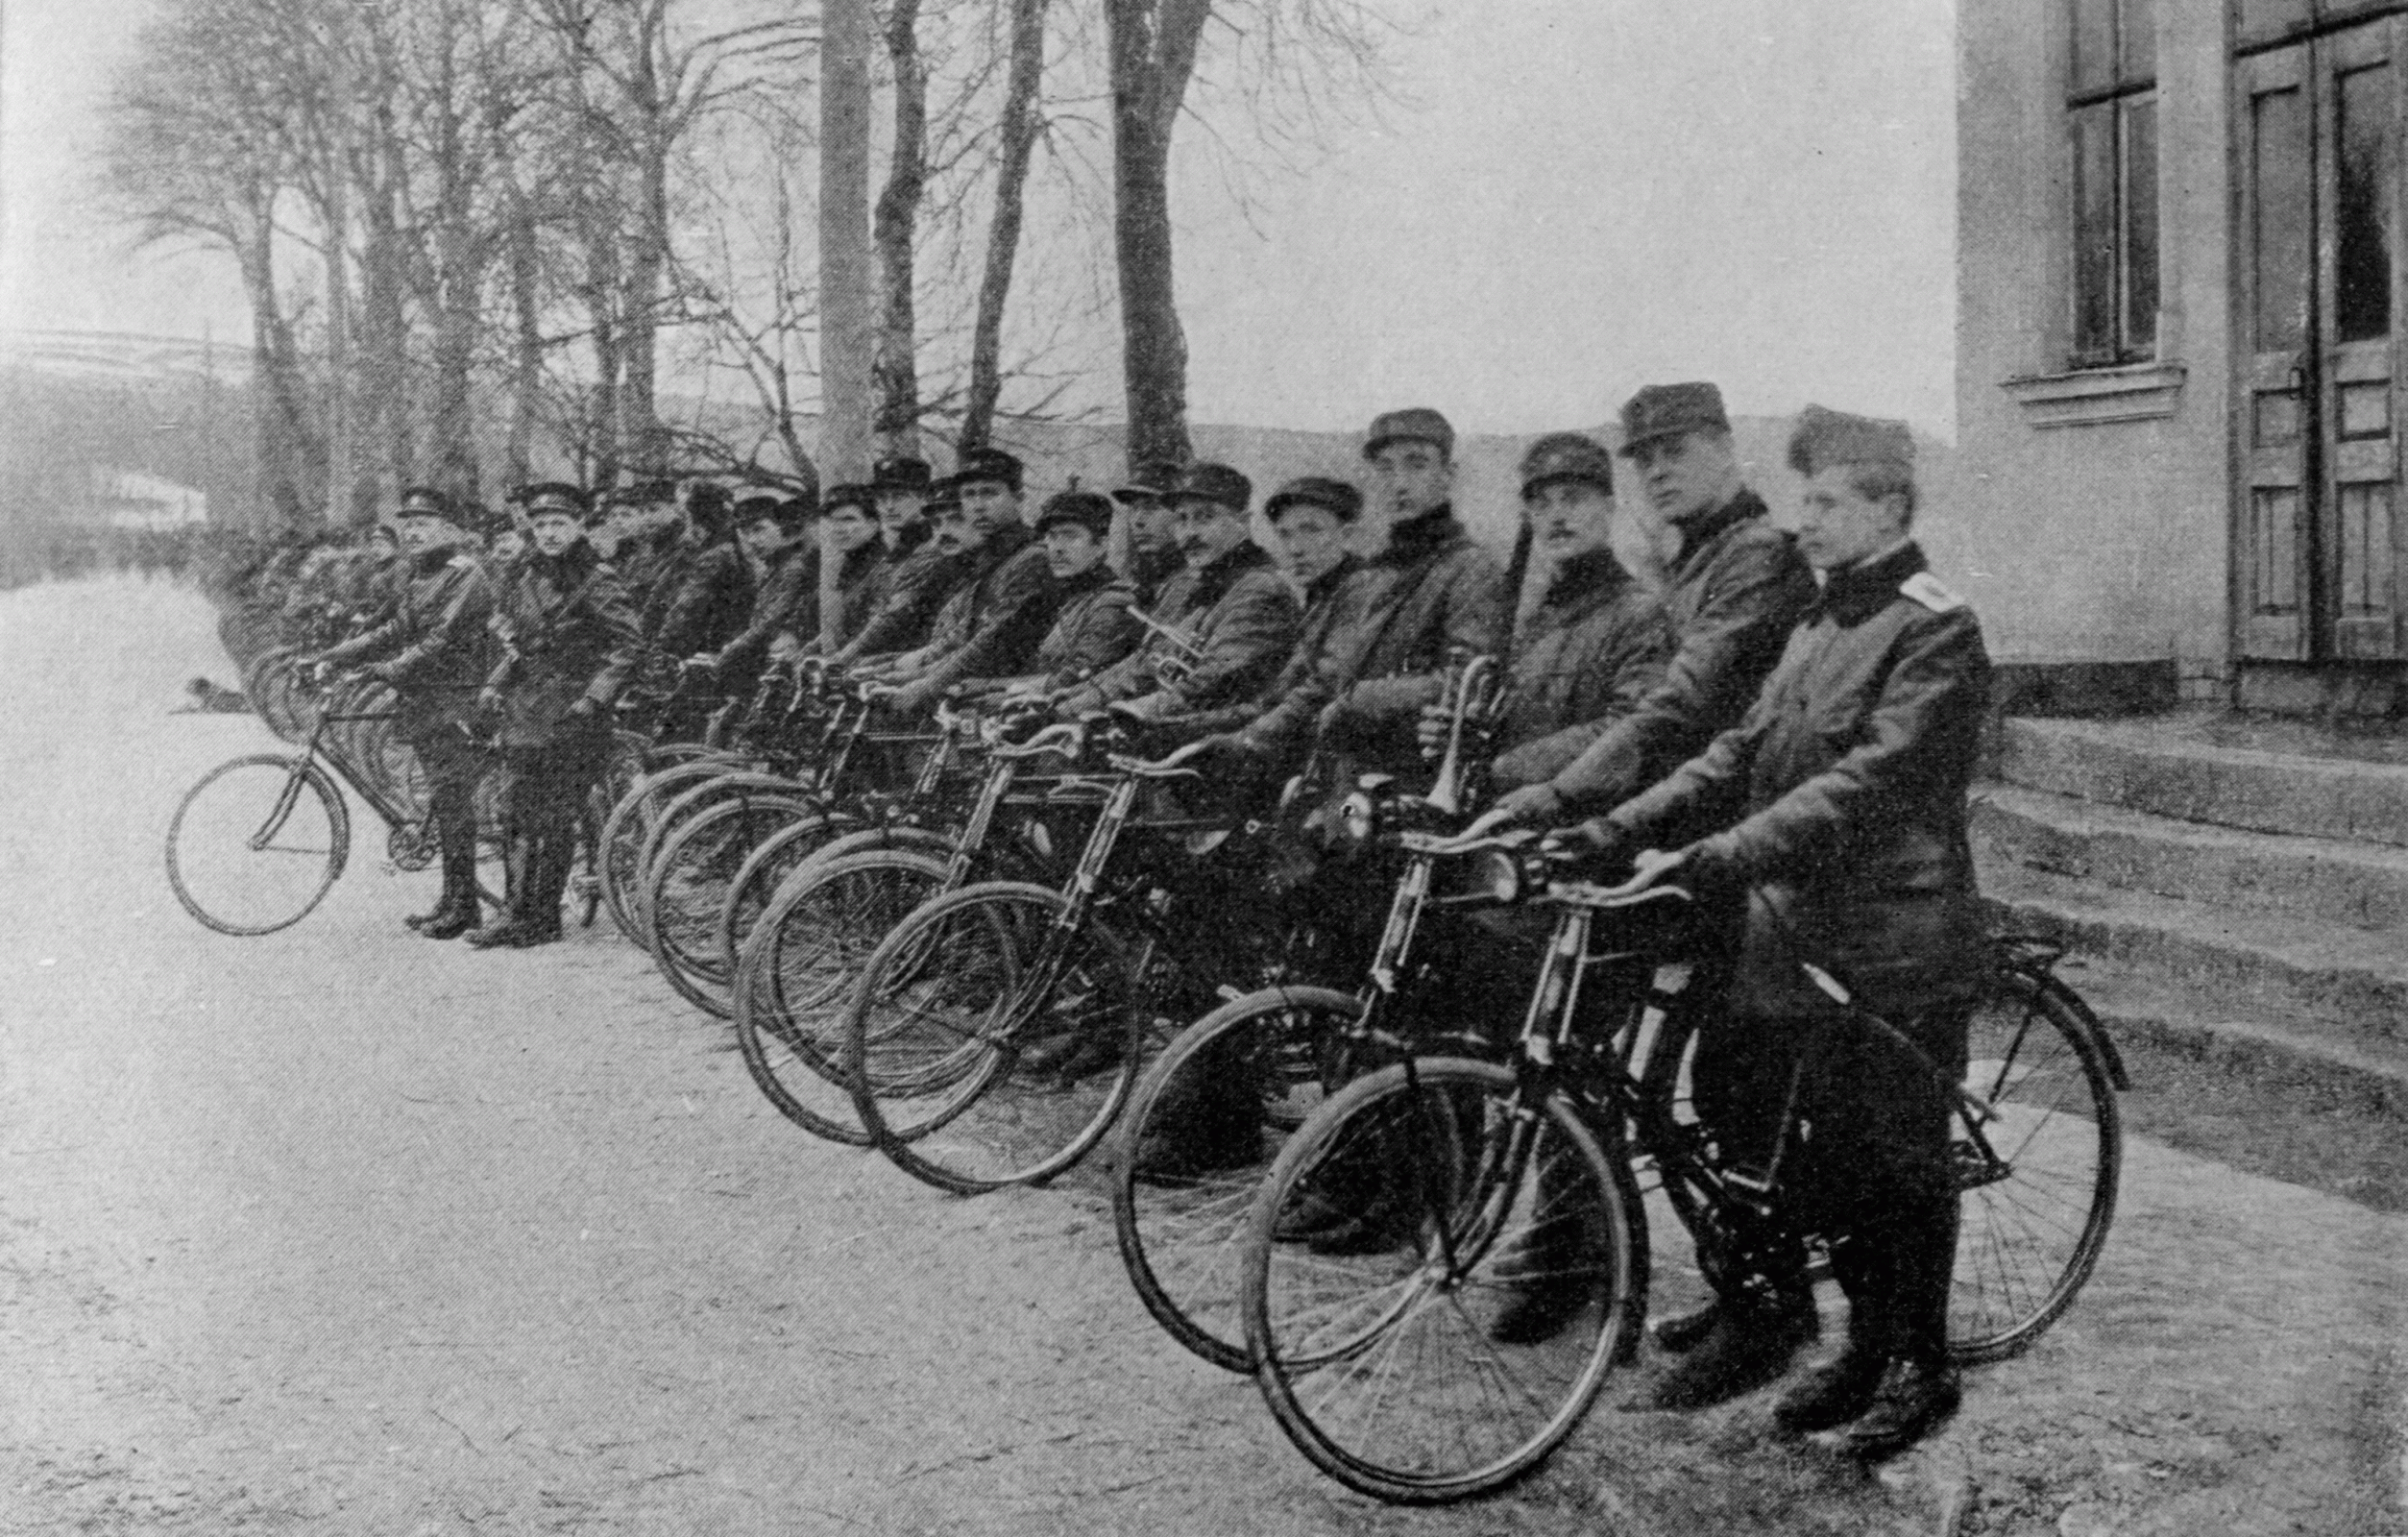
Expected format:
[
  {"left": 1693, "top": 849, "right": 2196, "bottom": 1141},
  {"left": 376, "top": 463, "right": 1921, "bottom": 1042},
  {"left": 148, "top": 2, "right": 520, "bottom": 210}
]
[
  {"left": 495, "top": 721, "right": 609, "bottom": 934},
  {"left": 1693, "top": 1003, "right": 1968, "bottom": 1363},
  {"left": 410, "top": 726, "right": 489, "bottom": 914}
]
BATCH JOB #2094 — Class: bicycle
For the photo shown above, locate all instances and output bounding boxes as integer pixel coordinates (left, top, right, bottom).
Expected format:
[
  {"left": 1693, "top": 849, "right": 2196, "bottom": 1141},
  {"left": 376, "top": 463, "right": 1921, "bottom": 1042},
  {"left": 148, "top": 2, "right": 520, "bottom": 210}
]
[
  {"left": 1232, "top": 833, "right": 2125, "bottom": 1503},
  {"left": 165, "top": 678, "right": 499, "bottom": 936}
]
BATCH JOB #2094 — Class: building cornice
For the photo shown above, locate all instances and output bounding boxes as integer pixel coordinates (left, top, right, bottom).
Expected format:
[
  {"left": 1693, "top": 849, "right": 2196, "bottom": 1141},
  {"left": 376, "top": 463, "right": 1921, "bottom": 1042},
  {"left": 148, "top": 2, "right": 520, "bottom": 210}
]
[{"left": 2001, "top": 361, "right": 2188, "bottom": 427}]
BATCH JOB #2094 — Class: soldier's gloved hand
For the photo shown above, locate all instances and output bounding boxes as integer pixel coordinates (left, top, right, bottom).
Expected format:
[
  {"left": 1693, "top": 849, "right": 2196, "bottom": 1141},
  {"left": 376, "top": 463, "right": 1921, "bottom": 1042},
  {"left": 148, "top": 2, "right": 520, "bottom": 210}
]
[
  {"left": 887, "top": 680, "right": 939, "bottom": 718},
  {"left": 685, "top": 653, "right": 719, "bottom": 674},
  {"left": 1467, "top": 781, "right": 1562, "bottom": 838},
  {"left": 566, "top": 696, "right": 599, "bottom": 723},
  {"left": 1414, "top": 701, "right": 1450, "bottom": 760},
  {"left": 1541, "top": 817, "right": 1634, "bottom": 875},
  {"left": 364, "top": 662, "right": 401, "bottom": 685},
  {"left": 475, "top": 687, "right": 502, "bottom": 717},
  {"left": 1188, "top": 732, "right": 1263, "bottom": 762}
]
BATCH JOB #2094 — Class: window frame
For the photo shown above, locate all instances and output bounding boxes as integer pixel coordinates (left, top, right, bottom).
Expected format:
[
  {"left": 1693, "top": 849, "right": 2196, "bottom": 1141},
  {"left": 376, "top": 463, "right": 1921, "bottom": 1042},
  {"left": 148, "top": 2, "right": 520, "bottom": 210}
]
[{"left": 2067, "top": 0, "right": 2162, "bottom": 368}]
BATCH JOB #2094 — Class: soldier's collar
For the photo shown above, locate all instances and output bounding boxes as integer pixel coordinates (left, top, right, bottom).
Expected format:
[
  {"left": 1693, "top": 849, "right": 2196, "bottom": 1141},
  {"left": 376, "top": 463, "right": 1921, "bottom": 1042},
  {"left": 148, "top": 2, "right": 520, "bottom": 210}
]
[
  {"left": 1671, "top": 488, "right": 1765, "bottom": 568},
  {"left": 1378, "top": 503, "right": 1464, "bottom": 565},
  {"left": 1812, "top": 541, "right": 1927, "bottom": 624}
]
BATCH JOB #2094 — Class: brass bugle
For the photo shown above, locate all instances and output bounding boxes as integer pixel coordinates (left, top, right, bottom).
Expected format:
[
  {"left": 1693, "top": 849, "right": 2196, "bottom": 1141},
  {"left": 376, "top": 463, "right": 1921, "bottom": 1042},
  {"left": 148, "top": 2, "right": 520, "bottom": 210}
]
[{"left": 1425, "top": 651, "right": 1502, "bottom": 817}]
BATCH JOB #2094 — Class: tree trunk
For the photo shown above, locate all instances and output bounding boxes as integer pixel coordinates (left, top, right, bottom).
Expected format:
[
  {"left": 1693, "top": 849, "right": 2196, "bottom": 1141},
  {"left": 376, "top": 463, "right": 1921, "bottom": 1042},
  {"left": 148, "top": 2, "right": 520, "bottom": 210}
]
[
  {"left": 1104, "top": 0, "right": 1208, "bottom": 466},
  {"left": 870, "top": 0, "right": 926, "bottom": 456},
  {"left": 237, "top": 207, "right": 321, "bottom": 530},
  {"left": 819, "top": 0, "right": 877, "bottom": 485},
  {"left": 961, "top": 0, "right": 1050, "bottom": 451},
  {"left": 505, "top": 184, "right": 543, "bottom": 488}
]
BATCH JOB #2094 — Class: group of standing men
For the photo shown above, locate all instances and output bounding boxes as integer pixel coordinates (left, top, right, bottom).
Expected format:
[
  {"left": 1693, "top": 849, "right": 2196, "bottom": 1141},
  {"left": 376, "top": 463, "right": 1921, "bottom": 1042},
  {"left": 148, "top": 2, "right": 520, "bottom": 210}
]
[{"left": 308, "top": 378, "right": 1986, "bottom": 1456}]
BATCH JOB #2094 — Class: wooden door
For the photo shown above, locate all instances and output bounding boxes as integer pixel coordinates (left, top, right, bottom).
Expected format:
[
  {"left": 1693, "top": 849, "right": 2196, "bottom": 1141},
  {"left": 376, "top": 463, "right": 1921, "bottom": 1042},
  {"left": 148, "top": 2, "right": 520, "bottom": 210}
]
[{"left": 2236, "top": 20, "right": 2408, "bottom": 661}]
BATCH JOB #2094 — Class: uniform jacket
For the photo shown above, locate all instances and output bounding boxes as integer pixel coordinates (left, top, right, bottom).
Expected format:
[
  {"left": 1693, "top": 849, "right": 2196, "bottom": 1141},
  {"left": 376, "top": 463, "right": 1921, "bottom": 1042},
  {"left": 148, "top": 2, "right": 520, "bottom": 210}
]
[
  {"left": 322, "top": 546, "right": 499, "bottom": 741},
  {"left": 650, "top": 532, "right": 756, "bottom": 660},
  {"left": 1225, "top": 553, "right": 1374, "bottom": 751},
  {"left": 1075, "top": 540, "right": 1299, "bottom": 715},
  {"left": 1609, "top": 542, "right": 1990, "bottom": 1015},
  {"left": 1027, "top": 566, "right": 1142, "bottom": 687},
  {"left": 715, "top": 541, "right": 818, "bottom": 678},
  {"left": 1489, "top": 548, "right": 1675, "bottom": 790},
  {"left": 834, "top": 540, "right": 959, "bottom": 662},
  {"left": 910, "top": 523, "right": 1060, "bottom": 693},
  {"left": 1313, "top": 504, "right": 1508, "bottom": 761},
  {"left": 1128, "top": 543, "right": 1185, "bottom": 611},
  {"left": 1547, "top": 489, "right": 1816, "bottom": 813},
  {"left": 816, "top": 541, "right": 888, "bottom": 652},
  {"left": 485, "top": 544, "right": 645, "bottom": 748}
]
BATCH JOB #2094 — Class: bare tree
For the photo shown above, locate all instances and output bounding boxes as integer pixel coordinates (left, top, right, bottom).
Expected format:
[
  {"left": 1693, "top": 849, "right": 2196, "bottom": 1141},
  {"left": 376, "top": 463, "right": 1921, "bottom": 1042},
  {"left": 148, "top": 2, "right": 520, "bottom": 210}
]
[
  {"left": 1102, "top": 0, "right": 1207, "bottom": 464},
  {"left": 871, "top": 0, "right": 929, "bottom": 456},
  {"left": 959, "top": 0, "right": 1051, "bottom": 450}
]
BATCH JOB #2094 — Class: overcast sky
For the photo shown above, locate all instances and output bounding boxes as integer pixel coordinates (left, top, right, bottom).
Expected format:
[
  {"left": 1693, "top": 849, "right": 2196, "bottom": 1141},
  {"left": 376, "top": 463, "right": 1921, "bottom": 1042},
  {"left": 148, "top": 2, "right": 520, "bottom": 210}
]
[{"left": 0, "top": 0, "right": 1958, "bottom": 437}]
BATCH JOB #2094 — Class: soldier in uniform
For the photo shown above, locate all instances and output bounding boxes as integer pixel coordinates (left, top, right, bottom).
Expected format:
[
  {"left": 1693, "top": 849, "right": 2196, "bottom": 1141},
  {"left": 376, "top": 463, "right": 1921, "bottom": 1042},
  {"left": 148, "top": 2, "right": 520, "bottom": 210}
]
[
  {"left": 807, "top": 484, "right": 889, "bottom": 655},
  {"left": 471, "top": 483, "right": 644, "bottom": 949},
  {"left": 1111, "top": 459, "right": 1187, "bottom": 609},
  {"left": 1579, "top": 406, "right": 1987, "bottom": 1452},
  {"left": 311, "top": 487, "right": 499, "bottom": 939},
  {"left": 1184, "top": 476, "right": 1370, "bottom": 755},
  {"left": 956, "top": 490, "right": 1141, "bottom": 704},
  {"left": 828, "top": 457, "right": 961, "bottom": 667},
  {"left": 871, "top": 449, "right": 1059, "bottom": 716},
  {"left": 1279, "top": 409, "right": 1507, "bottom": 781},
  {"left": 695, "top": 490, "right": 818, "bottom": 696},
  {"left": 1479, "top": 382, "right": 1816, "bottom": 830},
  {"left": 647, "top": 480, "right": 756, "bottom": 739},
  {"left": 1054, "top": 463, "right": 1300, "bottom": 728}
]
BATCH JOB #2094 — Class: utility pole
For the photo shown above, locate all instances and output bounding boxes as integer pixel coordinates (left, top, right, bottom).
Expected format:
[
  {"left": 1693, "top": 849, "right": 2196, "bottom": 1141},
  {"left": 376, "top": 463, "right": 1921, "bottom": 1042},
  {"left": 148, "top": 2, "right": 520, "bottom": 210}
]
[{"left": 818, "top": 0, "right": 875, "bottom": 486}]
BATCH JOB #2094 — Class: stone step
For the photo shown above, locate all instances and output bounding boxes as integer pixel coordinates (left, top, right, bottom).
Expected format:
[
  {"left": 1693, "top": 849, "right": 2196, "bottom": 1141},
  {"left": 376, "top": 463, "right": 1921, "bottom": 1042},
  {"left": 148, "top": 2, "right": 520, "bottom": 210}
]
[
  {"left": 1982, "top": 863, "right": 2408, "bottom": 1072},
  {"left": 1973, "top": 781, "right": 2408, "bottom": 932},
  {"left": 1995, "top": 715, "right": 2408, "bottom": 847}
]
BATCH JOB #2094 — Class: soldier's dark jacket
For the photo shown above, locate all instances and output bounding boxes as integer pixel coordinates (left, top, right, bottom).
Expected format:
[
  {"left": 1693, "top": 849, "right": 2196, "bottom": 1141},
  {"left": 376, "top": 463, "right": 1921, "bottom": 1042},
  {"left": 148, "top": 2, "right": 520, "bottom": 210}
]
[
  {"left": 1221, "top": 551, "right": 1373, "bottom": 749},
  {"left": 485, "top": 544, "right": 645, "bottom": 749},
  {"left": 1606, "top": 541, "right": 1990, "bottom": 1016},
  {"left": 1311, "top": 503, "right": 1507, "bottom": 756},
  {"left": 1071, "top": 540, "right": 1300, "bottom": 714},
  {"left": 321, "top": 546, "right": 499, "bottom": 740},
  {"left": 1545, "top": 489, "right": 1816, "bottom": 812},
  {"left": 1024, "top": 565, "right": 1142, "bottom": 688},
  {"left": 833, "top": 541, "right": 960, "bottom": 662},
  {"left": 1489, "top": 547, "right": 1675, "bottom": 790},
  {"left": 908, "top": 522, "right": 1060, "bottom": 694},
  {"left": 650, "top": 530, "right": 756, "bottom": 660},
  {"left": 715, "top": 540, "right": 818, "bottom": 678},
  {"left": 819, "top": 540, "right": 893, "bottom": 652},
  {"left": 1128, "top": 543, "right": 1185, "bottom": 611}
]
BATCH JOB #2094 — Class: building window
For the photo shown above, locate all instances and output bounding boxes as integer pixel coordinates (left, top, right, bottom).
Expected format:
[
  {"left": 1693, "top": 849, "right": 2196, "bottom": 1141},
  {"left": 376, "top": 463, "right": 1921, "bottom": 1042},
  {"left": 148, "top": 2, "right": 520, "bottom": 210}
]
[{"left": 2069, "top": 0, "right": 2159, "bottom": 365}]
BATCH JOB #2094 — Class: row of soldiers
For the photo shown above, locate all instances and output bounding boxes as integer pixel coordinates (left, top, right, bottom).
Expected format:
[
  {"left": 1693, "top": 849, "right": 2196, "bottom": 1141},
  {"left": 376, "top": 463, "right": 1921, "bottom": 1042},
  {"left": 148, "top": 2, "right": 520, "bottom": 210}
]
[{"left": 306, "top": 378, "right": 1985, "bottom": 1456}]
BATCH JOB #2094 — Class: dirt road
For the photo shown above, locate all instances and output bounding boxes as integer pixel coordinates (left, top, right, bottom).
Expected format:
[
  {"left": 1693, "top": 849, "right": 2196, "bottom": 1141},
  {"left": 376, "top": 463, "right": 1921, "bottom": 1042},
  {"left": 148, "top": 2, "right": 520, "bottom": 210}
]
[{"left": 2, "top": 574, "right": 2402, "bottom": 1535}]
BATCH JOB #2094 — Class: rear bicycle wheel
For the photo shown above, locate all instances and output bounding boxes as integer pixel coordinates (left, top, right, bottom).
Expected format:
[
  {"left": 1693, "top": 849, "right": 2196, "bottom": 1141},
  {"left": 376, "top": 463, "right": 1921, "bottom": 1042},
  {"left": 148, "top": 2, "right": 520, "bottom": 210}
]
[
  {"left": 1949, "top": 965, "right": 2121, "bottom": 1363},
  {"left": 842, "top": 882, "right": 1143, "bottom": 1194},
  {"left": 165, "top": 754, "right": 351, "bottom": 936},
  {"left": 1241, "top": 1058, "right": 1642, "bottom": 1504},
  {"left": 1112, "top": 986, "right": 1366, "bottom": 1372},
  {"left": 732, "top": 849, "right": 951, "bottom": 1144},
  {"left": 596, "top": 757, "right": 734, "bottom": 942},
  {"left": 714, "top": 811, "right": 856, "bottom": 981}
]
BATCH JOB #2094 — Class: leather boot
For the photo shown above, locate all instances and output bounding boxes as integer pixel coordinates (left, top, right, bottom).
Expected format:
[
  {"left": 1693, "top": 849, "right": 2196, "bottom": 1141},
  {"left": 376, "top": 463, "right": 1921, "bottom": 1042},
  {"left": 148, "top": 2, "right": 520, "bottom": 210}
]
[
  {"left": 1637, "top": 1286, "right": 1818, "bottom": 1411},
  {"left": 1773, "top": 1340, "right": 1892, "bottom": 1432},
  {"left": 467, "top": 833, "right": 537, "bottom": 947},
  {"left": 518, "top": 827, "right": 568, "bottom": 944},
  {"left": 420, "top": 843, "right": 482, "bottom": 940},
  {"left": 1840, "top": 1356, "right": 1959, "bottom": 1457}
]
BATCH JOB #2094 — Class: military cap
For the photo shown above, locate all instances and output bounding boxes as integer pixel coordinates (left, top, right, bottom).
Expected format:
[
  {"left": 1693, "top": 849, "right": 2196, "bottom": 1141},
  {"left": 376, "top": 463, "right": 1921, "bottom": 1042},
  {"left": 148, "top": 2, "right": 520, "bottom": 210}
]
[
  {"left": 871, "top": 454, "right": 934, "bottom": 493},
  {"left": 1265, "top": 476, "right": 1363, "bottom": 524},
  {"left": 1034, "top": 490, "right": 1115, "bottom": 539},
  {"left": 518, "top": 482, "right": 591, "bottom": 521},
  {"left": 681, "top": 478, "right": 734, "bottom": 525},
  {"left": 924, "top": 481, "right": 964, "bottom": 516},
  {"left": 1363, "top": 406, "right": 1455, "bottom": 462},
  {"left": 1786, "top": 403, "right": 1915, "bottom": 476},
  {"left": 732, "top": 491, "right": 788, "bottom": 527},
  {"left": 1519, "top": 432, "right": 1617, "bottom": 499},
  {"left": 1173, "top": 461, "right": 1253, "bottom": 511},
  {"left": 1617, "top": 381, "right": 1731, "bottom": 455},
  {"left": 821, "top": 482, "right": 878, "bottom": 518},
  {"left": 953, "top": 446, "right": 1024, "bottom": 494},
  {"left": 1111, "top": 459, "right": 1186, "bottom": 505},
  {"left": 395, "top": 485, "right": 455, "bottom": 521}
]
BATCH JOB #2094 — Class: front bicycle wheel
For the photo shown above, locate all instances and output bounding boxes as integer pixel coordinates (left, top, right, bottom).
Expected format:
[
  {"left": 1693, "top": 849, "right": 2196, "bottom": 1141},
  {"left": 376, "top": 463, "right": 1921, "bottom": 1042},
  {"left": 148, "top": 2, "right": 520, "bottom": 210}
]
[
  {"left": 1241, "top": 1058, "right": 1642, "bottom": 1504},
  {"left": 842, "top": 881, "right": 1142, "bottom": 1194},
  {"left": 731, "top": 849, "right": 951, "bottom": 1145},
  {"left": 165, "top": 754, "right": 351, "bottom": 936},
  {"left": 1112, "top": 986, "right": 1366, "bottom": 1373},
  {"left": 643, "top": 792, "right": 818, "bottom": 1015},
  {"left": 1949, "top": 965, "right": 2121, "bottom": 1363}
]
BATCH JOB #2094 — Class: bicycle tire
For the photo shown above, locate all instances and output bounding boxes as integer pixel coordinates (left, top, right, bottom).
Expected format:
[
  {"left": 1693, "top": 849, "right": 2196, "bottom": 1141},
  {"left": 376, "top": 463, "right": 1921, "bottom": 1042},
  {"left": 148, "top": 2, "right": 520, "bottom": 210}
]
[
  {"left": 631, "top": 770, "right": 799, "bottom": 940},
  {"left": 643, "top": 792, "right": 819, "bottom": 1015},
  {"left": 712, "top": 810, "right": 866, "bottom": 981},
  {"left": 1111, "top": 986, "right": 1365, "bottom": 1373},
  {"left": 596, "top": 758, "right": 737, "bottom": 942},
  {"left": 165, "top": 754, "right": 351, "bottom": 936},
  {"left": 1947, "top": 964, "right": 2121, "bottom": 1363},
  {"left": 841, "top": 881, "right": 1144, "bottom": 1195},
  {"left": 731, "top": 849, "right": 952, "bottom": 1144},
  {"left": 1240, "top": 1057, "right": 1643, "bottom": 1504}
]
